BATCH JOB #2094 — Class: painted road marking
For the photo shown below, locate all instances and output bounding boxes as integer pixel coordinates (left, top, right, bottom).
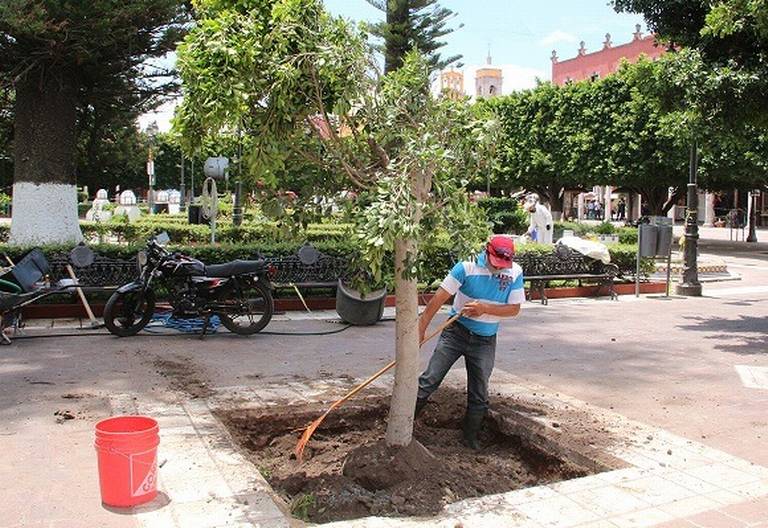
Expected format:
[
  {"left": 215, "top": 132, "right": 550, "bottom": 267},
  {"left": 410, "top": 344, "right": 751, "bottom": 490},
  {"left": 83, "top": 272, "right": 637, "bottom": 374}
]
[{"left": 735, "top": 365, "right": 768, "bottom": 389}]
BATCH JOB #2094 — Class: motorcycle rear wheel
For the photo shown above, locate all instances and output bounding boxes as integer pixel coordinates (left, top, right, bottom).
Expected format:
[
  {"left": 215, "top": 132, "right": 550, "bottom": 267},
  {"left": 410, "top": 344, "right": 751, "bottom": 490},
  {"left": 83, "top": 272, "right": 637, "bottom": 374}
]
[
  {"left": 219, "top": 280, "right": 274, "bottom": 335},
  {"left": 103, "top": 289, "right": 156, "bottom": 337}
]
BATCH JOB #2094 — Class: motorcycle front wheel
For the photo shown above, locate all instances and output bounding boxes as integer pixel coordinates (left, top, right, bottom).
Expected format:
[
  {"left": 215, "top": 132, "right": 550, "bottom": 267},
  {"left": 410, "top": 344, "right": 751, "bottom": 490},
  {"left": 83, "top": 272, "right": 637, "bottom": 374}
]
[
  {"left": 219, "top": 279, "right": 274, "bottom": 335},
  {"left": 103, "top": 289, "right": 156, "bottom": 337}
]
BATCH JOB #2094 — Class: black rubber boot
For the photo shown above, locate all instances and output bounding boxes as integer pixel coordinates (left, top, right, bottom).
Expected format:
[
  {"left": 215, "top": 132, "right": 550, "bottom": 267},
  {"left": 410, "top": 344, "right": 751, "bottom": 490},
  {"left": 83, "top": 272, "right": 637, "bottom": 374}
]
[
  {"left": 462, "top": 410, "right": 485, "bottom": 450},
  {"left": 414, "top": 397, "right": 428, "bottom": 418}
]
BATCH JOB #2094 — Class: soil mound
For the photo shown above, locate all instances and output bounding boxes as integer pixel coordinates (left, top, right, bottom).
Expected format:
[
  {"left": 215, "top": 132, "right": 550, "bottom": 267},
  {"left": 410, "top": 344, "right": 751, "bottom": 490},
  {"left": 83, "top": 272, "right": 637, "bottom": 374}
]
[{"left": 217, "top": 387, "right": 597, "bottom": 523}]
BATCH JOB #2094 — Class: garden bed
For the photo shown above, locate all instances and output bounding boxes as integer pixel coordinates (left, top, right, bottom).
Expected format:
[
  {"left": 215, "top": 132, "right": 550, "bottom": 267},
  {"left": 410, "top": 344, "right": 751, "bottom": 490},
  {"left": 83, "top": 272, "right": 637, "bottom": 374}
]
[{"left": 215, "top": 387, "right": 620, "bottom": 524}]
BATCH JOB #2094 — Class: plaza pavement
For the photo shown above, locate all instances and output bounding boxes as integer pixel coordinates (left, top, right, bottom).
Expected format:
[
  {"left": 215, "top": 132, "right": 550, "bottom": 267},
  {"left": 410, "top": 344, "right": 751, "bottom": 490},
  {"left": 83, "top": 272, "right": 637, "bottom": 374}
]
[{"left": 1, "top": 233, "right": 767, "bottom": 527}]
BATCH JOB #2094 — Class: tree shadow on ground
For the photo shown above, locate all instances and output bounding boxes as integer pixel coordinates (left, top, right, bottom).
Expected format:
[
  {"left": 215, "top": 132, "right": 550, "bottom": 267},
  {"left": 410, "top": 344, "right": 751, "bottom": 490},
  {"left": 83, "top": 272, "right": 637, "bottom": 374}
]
[{"left": 676, "top": 314, "right": 768, "bottom": 355}]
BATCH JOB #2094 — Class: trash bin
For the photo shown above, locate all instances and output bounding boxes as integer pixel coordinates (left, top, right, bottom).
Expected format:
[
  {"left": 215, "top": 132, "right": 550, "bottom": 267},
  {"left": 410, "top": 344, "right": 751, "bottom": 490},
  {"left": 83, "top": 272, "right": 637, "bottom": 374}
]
[
  {"left": 639, "top": 224, "right": 658, "bottom": 257},
  {"left": 655, "top": 225, "right": 673, "bottom": 257}
]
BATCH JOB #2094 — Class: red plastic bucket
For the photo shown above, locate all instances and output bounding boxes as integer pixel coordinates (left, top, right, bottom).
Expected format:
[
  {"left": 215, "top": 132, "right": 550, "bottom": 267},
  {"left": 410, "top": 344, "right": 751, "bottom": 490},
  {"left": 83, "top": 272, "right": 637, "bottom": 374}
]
[{"left": 95, "top": 415, "right": 160, "bottom": 507}]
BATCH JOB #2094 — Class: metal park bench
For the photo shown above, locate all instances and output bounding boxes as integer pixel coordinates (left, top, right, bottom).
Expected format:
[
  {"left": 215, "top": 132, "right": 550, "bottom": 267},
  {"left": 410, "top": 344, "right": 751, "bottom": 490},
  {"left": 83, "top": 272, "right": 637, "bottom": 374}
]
[
  {"left": 516, "top": 246, "right": 619, "bottom": 305},
  {"left": 263, "top": 244, "right": 352, "bottom": 290}
]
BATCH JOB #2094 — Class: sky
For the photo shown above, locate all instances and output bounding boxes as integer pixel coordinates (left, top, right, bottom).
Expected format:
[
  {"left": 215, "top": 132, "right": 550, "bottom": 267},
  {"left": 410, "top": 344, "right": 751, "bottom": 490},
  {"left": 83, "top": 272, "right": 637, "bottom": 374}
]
[{"left": 139, "top": 0, "right": 646, "bottom": 131}]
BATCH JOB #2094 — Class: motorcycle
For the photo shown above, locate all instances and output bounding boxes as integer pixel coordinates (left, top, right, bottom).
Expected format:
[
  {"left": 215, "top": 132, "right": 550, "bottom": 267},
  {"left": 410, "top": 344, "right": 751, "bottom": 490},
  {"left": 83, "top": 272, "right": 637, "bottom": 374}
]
[{"left": 103, "top": 232, "right": 275, "bottom": 337}]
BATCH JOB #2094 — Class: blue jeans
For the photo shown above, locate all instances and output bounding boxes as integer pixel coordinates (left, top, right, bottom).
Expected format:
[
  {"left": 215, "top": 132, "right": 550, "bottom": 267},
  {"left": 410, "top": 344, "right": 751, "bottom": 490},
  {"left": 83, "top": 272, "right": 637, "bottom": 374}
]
[{"left": 417, "top": 321, "right": 497, "bottom": 413}]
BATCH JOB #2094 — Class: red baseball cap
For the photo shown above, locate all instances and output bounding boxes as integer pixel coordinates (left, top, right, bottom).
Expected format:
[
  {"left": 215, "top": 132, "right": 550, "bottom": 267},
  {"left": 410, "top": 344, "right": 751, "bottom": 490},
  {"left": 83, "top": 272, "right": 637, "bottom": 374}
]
[{"left": 486, "top": 235, "right": 515, "bottom": 268}]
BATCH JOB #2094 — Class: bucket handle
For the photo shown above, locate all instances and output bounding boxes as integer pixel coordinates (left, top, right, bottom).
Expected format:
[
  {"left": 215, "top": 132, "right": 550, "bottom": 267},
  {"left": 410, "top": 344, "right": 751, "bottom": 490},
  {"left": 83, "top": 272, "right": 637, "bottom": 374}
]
[{"left": 94, "top": 444, "right": 158, "bottom": 465}]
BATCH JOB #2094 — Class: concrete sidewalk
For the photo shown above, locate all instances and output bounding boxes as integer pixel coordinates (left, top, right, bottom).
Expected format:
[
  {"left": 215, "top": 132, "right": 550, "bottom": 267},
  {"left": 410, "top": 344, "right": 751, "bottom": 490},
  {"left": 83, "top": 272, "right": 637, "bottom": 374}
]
[{"left": 1, "top": 249, "right": 766, "bottom": 527}]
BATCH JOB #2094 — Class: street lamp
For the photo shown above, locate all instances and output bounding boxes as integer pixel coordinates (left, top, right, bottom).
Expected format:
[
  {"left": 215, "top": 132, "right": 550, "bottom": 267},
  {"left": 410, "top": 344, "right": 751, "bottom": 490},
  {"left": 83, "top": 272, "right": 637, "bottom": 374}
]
[
  {"left": 232, "top": 126, "right": 244, "bottom": 227},
  {"left": 180, "top": 152, "right": 186, "bottom": 213},
  {"left": 147, "top": 147, "right": 155, "bottom": 215},
  {"left": 676, "top": 142, "right": 702, "bottom": 296},
  {"left": 747, "top": 189, "right": 760, "bottom": 243}
]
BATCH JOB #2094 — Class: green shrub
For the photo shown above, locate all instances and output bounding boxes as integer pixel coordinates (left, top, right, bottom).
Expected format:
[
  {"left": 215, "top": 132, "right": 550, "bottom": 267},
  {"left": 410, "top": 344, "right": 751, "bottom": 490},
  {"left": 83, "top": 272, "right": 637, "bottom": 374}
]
[
  {"left": 617, "top": 227, "right": 638, "bottom": 245},
  {"left": 477, "top": 197, "right": 528, "bottom": 234},
  {"left": 595, "top": 221, "right": 616, "bottom": 234}
]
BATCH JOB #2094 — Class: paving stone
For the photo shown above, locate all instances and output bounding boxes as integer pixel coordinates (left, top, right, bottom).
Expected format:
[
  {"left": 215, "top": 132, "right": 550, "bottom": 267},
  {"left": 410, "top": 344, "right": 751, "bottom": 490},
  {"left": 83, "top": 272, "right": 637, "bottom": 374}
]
[
  {"left": 515, "top": 495, "right": 600, "bottom": 527},
  {"left": 686, "top": 510, "right": 748, "bottom": 528},
  {"left": 684, "top": 465, "right": 760, "bottom": 490},
  {"left": 567, "top": 485, "right": 651, "bottom": 517},
  {"left": 615, "top": 475, "right": 697, "bottom": 506},
  {"left": 658, "top": 496, "right": 724, "bottom": 518},
  {"left": 719, "top": 497, "right": 768, "bottom": 524},
  {"left": 604, "top": 507, "right": 673, "bottom": 527}
]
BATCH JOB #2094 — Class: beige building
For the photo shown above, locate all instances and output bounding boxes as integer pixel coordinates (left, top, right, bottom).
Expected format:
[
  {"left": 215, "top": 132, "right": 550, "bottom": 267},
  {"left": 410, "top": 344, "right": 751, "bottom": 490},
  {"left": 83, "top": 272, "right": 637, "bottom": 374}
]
[
  {"left": 475, "top": 53, "right": 502, "bottom": 99},
  {"left": 438, "top": 53, "right": 503, "bottom": 100},
  {"left": 440, "top": 70, "right": 464, "bottom": 100}
]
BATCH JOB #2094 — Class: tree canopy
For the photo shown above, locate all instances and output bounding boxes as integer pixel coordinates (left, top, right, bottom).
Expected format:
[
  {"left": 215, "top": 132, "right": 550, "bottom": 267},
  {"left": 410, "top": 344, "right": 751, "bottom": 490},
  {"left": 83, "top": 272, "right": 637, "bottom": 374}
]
[
  {"left": 364, "top": 0, "right": 462, "bottom": 73},
  {"left": 1, "top": 0, "right": 190, "bottom": 243},
  {"left": 612, "top": 0, "right": 768, "bottom": 70},
  {"left": 176, "top": 0, "right": 491, "bottom": 447},
  {"left": 488, "top": 51, "right": 768, "bottom": 215}
]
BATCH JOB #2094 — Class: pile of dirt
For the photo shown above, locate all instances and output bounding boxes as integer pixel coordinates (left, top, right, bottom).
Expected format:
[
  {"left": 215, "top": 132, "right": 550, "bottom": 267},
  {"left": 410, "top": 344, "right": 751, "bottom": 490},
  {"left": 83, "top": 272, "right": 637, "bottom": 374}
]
[
  {"left": 217, "top": 387, "right": 596, "bottom": 523},
  {"left": 152, "top": 356, "right": 213, "bottom": 399}
]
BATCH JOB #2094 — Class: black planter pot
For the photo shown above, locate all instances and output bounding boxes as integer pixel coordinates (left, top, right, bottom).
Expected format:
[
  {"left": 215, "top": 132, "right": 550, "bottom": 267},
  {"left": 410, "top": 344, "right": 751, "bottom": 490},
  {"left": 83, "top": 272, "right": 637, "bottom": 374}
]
[{"left": 335, "top": 279, "right": 386, "bottom": 326}]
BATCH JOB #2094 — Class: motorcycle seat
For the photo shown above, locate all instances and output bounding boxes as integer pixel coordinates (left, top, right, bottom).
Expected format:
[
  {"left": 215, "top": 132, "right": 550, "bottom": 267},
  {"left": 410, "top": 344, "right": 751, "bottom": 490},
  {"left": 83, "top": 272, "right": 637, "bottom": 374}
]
[{"left": 204, "top": 259, "right": 267, "bottom": 277}]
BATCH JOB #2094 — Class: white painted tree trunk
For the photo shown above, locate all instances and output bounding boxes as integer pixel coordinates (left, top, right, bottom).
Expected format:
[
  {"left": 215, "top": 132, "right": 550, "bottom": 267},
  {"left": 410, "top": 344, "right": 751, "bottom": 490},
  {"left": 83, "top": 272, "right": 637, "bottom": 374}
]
[
  {"left": 384, "top": 237, "right": 420, "bottom": 447},
  {"left": 9, "top": 182, "right": 83, "bottom": 245}
]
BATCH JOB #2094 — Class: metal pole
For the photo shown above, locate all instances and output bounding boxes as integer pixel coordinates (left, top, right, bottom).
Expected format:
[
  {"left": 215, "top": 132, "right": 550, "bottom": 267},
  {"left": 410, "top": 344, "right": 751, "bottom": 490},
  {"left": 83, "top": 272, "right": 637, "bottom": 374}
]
[
  {"left": 233, "top": 127, "right": 243, "bottom": 227},
  {"left": 675, "top": 142, "right": 702, "bottom": 296},
  {"left": 233, "top": 181, "right": 243, "bottom": 227},
  {"left": 190, "top": 160, "right": 195, "bottom": 200},
  {"left": 635, "top": 225, "right": 641, "bottom": 298},
  {"left": 180, "top": 152, "right": 186, "bottom": 213},
  {"left": 665, "top": 241, "right": 672, "bottom": 297},
  {"left": 747, "top": 191, "right": 758, "bottom": 242},
  {"left": 147, "top": 147, "right": 155, "bottom": 215}
]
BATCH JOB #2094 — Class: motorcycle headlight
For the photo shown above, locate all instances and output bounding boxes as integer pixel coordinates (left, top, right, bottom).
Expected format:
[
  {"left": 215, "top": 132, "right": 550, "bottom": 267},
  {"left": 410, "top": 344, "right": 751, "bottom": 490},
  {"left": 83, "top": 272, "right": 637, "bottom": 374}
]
[{"left": 137, "top": 250, "right": 148, "bottom": 269}]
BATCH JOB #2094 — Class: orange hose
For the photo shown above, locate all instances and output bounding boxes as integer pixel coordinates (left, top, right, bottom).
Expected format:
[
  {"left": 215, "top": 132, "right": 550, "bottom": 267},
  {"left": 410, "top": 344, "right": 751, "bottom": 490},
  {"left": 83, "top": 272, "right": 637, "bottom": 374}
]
[{"left": 294, "top": 313, "right": 461, "bottom": 461}]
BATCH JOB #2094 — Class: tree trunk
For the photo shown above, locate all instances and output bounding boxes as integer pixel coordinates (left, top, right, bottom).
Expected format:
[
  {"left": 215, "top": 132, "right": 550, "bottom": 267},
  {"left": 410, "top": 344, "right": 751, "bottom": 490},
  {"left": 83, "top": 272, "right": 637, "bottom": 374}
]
[
  {"left": 385, "top": 166, "right": 431, "bottom": 448},
  {"left": 385, "top": 237, "right": 421, "bottom": 447},
  {"left": 641, "top": 186, "right": 683, "bottom": 217},
  {"left": 10, "top": 71, "right": 83, "bottom": 245}
]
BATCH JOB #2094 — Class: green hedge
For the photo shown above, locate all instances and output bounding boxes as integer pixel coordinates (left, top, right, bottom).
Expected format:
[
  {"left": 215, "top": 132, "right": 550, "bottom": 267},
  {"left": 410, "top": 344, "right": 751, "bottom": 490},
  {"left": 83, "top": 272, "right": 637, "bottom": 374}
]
[
  {"left": 0, "top": 238, "right": 652, "bottom": 293},
  {"left": 78, "top": 220, "right": 353, "bottom": 245}
]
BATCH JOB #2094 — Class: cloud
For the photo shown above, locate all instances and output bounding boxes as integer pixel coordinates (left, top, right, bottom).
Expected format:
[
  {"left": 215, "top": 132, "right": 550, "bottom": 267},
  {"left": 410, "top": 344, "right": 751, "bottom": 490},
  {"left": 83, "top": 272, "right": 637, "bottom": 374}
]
[{"left": 539, "top": 30, "right": 578, "bottom": 47}]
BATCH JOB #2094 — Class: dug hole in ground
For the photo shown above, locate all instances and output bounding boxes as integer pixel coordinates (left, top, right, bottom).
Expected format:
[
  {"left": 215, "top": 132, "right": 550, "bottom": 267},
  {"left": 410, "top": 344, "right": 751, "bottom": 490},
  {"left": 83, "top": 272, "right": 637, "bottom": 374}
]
[{"left": 216, "top": 386, "right": 623, "bottom": 524}]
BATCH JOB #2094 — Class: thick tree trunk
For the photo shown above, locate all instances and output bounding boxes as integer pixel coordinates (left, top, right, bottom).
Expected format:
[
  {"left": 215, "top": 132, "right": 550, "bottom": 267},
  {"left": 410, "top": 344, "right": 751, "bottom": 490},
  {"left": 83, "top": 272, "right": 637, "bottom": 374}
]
[
  {"left": 10, "top": 71, "right": 83, "bottom": 245},
  {"left": 385, "top": 237, "right": 421, "bottom": 447},
  {"left": 640, "top": 186, "right": 683, "bottom": 217}
]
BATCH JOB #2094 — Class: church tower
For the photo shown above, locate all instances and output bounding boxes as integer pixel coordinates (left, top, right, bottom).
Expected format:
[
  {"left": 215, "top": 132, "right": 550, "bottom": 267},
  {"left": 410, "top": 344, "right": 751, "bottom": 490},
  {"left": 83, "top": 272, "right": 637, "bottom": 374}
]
[
  {"left": 475, "top": 50, "right": 502, "bottom": 98},
  {"left": 439, "top": 69, "right": 464, "bottom": 100}
]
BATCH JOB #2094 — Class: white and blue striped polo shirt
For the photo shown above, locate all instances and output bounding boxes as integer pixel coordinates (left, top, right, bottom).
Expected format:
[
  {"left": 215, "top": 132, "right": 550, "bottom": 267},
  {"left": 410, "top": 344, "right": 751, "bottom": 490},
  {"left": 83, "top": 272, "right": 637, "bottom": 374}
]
[{"left": 440, "top": 252, "right": 525, "bottom": 336}]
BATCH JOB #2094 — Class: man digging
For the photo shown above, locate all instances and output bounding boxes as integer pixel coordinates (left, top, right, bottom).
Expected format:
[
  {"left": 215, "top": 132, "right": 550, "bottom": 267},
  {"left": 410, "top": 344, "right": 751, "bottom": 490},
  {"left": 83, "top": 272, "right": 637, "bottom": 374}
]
[{"left": 416, "top": 235, "right": 525, "bottom": 449}]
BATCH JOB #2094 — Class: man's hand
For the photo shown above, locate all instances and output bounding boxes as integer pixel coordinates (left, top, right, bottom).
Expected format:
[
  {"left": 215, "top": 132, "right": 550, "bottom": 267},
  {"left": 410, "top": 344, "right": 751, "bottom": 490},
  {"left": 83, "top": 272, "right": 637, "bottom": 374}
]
[
  {"left": 418, "top": 316, "right": 427, "bottom": 344},
  {"left": 462, "top": 301, "right": 487, "bottom": 318}
]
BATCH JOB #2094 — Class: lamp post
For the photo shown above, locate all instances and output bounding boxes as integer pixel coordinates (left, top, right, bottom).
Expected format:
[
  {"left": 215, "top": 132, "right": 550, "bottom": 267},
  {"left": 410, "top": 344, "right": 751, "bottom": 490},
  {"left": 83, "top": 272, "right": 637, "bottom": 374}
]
[
  {"left": 676, "top": 142, "right": 702, "bottom": 296},
  {"left": 180, "top": 152, "right": 186, "bottom": 213},
  {"left": 147, "top": 147, "right": 155, "bottom": 215},
  {"left": 233, "top": 126, "right": 244, "bottom": 227},
  {"left": 747, "top": 190, "right": 759, "bottom": 242}
]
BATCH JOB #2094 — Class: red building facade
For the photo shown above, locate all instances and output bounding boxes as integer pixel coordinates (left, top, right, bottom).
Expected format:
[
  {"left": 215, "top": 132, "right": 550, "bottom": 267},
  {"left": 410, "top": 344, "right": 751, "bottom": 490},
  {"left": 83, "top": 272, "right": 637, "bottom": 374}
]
[{"left": 551, "top": 25, "right": 665, "bottom": 86}]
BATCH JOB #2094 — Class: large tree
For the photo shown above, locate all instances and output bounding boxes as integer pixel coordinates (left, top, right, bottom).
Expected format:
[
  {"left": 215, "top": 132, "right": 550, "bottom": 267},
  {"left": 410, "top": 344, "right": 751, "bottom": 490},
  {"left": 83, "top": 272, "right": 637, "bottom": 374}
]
[
  {"left": 613, "top": 0, "right": 768, "bottom": 69},
  {"left": 489, "top": 51, "right": 768, "bottom": 216},
  {"left": 0, "top": 1, "right": 188, "bottom": 244},
  {"left": 176, "top": 0, "right": 489, "bottom": 447},
  {"left": 486, "top": 81, "right": 604, "bottom": 213},
  {"left": 364, "top": 0, "right": 462, "bottom": 73}
]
